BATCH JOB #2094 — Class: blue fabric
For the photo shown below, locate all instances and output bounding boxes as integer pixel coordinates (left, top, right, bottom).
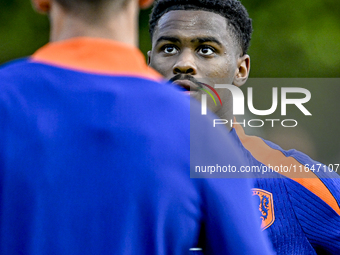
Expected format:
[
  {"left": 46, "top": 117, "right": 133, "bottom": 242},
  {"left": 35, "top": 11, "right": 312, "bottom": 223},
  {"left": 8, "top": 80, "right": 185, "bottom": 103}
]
[
  {"left": 0, "top": 59, "right": 274, "bottom": 255},
  {"left": 230, "top": 129, "right": 340, "bottom": 254}
]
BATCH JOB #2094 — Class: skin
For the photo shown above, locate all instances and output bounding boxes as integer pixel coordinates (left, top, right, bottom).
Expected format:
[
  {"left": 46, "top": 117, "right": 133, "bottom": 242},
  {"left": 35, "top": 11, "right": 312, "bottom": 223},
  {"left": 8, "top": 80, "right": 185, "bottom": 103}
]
[
  {"left": 31, "top": 0, "right": 154, "bottom": 45},
  {"left": 148, "top": 10, "right": 250, "bottom": 129}
]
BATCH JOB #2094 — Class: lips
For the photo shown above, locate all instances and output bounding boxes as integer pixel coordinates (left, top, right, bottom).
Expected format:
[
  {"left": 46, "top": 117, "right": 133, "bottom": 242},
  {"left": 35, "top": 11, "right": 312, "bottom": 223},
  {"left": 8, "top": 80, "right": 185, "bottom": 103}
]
[{"left": 172, "top": 80, "right": 200, "bottom": 92}]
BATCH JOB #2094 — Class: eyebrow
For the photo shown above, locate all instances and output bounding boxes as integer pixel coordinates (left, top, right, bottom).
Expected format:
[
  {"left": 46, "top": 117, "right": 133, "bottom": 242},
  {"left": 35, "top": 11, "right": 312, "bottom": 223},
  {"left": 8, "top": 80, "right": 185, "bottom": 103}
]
[
  {"left": 155, "top": 36, "right": 223, "bottom": 47},
  {"left": 155, "top": 36, "right": 181, "bottom": 45},
  {"left": 191, "top": 37, "right": 223, "bottom": 46}
]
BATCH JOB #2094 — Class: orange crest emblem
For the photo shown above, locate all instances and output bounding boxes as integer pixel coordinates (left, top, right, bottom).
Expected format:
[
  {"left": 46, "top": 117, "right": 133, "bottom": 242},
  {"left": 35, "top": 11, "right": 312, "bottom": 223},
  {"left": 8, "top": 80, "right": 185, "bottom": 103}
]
[{"left": 251, "top": 188, "right": 275, "bottom": 230}]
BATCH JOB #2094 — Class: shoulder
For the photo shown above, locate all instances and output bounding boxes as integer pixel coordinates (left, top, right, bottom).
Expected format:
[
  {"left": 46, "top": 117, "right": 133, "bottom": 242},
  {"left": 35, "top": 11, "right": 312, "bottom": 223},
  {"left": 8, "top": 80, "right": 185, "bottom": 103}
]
[
  {"left": 233, "top": 124, "right": 340, "bottom": 215},
  {"left": 262, "top": 139, "right": 340, "bottom": 215},
  {"left": 0, "top": 58, "right": 32, "bottom": 81}
]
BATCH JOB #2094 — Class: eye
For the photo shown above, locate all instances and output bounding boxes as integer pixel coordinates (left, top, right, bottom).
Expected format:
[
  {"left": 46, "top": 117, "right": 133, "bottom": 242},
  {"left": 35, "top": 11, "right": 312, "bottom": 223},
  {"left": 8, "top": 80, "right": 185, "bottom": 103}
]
[
  {"left": 162, "top": 45, "right": 179, "bottom": 55},
  {"left": 198, "top": 46, "right": 215, "bottom": 56}
]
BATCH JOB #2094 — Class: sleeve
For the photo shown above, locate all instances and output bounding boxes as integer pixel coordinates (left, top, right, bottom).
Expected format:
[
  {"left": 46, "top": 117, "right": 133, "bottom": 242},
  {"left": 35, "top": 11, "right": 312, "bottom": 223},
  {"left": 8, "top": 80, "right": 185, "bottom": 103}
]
[
  {"left": 200, "top": 178, "right": 275, "bottom": 255},
  {"left": 286, "top": 177, "right": 340, "bottom": 254}
]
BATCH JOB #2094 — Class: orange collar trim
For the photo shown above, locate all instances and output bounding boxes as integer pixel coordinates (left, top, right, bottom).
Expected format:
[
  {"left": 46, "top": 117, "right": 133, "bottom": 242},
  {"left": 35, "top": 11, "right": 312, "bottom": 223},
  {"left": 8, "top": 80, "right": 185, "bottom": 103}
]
[
  {"left": 233, "top": 122, "right": 340, "bottom": 215},
  {"left": 31, "top": 37, "right": 162, "bottom": 81}
]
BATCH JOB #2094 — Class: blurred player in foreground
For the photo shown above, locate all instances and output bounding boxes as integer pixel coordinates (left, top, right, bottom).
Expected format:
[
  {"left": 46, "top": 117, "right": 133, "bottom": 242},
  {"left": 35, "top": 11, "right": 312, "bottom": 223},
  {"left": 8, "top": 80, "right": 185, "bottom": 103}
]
[
  {"left": 0, "top": 0, "right": 275, "bottom": 254},
  {"left": 148, "top": 0, "right": 340, "bottom": 254}
]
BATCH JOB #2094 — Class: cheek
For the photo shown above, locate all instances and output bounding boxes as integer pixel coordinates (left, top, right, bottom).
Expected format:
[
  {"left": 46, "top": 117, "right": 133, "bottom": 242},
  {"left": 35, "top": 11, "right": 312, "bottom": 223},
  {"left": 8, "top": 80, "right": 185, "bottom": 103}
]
[
  {"left": 150, "top": 57, "right": 172, "bottom": 77},
  {"left": 206, "top": 68, "right": 225, "bottom": 78},
  {"left": 199, "top": 59, "right": 235, "bottom": 82},
  {"left": 202, "top": 66, "right": 233, "bottom": 84},
  {"left": 200, "top": 64, "right": 221, "bottom": 76}
]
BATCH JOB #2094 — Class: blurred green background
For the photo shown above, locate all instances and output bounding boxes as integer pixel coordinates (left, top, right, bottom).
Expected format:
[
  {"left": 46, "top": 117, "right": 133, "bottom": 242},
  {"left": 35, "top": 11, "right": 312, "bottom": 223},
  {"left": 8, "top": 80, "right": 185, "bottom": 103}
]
[
  {"left": 0, "top": 0, "right": 339, "bottom": 164},
  {"left": 1, "top": 0, "right": 340, "bottom": 77}
]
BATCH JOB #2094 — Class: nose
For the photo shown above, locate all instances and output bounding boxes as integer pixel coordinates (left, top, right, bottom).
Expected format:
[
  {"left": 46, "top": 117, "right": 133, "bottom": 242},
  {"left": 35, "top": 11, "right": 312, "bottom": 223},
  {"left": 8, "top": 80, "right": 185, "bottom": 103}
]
[{"left": 173, "top": 49, "right": 197, "bottom": 75}]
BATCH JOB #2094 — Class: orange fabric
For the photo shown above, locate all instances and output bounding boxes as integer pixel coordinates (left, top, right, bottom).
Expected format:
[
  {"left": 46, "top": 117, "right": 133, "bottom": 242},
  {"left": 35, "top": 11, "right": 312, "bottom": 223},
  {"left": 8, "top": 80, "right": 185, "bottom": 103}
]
[
  {"left": 31, "top": 37, "right": 162, "bottom": 80},
  {"left": 234, "top": 123, "right": 340, "bottom": 215}
]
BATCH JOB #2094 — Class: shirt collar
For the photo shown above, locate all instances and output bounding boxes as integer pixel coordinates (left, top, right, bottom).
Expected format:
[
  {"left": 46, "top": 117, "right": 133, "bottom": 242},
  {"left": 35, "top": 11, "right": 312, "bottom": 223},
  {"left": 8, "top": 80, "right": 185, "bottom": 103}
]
[{"left": 31, "top": 37, "right": 162, "bottom": 80}]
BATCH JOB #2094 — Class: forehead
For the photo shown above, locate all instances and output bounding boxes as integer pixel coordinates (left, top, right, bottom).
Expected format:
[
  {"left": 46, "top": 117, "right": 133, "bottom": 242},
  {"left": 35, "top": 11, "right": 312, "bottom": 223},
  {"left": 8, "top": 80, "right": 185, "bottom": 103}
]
[{"left": 153, "top": 10, "right": 232, "bottom": 43}]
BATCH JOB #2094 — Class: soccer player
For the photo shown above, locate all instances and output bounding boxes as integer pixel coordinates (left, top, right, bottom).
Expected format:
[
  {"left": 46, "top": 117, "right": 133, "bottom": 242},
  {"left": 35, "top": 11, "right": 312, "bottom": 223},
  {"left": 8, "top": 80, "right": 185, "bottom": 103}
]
[
  {"left": 148, "top": 0, "right": 340, "bottom": 254},
  {"left": 0, "top": 0, "right": 275, "bottom": 254}
]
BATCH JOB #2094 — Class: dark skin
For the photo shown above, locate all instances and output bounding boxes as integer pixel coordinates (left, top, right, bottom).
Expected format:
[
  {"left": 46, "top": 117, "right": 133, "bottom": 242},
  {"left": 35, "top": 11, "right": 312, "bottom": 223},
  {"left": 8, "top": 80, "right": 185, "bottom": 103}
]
[{"left": 148, "top": 10, "right": 250, "bottom": 128}]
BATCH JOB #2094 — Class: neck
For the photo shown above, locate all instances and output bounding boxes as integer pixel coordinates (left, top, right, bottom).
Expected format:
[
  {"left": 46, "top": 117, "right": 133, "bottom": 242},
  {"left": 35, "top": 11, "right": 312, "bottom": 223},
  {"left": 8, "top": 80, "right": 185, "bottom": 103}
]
[
  {"left": 215, "top": 93, "right": 234, "bottom": 131},
  {"left": 49, "top": 1, "right": 139, "bottom": 47}
]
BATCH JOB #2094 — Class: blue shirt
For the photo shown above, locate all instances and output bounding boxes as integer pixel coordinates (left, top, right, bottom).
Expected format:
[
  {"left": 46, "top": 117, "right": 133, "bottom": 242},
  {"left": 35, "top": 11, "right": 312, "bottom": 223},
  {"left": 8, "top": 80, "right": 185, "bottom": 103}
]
[
  {"left": 231, "top": 123, "right": 340, "bottom": 254},
  {"left": 0, "top": 38, "right": 274, "bottom": 255}
]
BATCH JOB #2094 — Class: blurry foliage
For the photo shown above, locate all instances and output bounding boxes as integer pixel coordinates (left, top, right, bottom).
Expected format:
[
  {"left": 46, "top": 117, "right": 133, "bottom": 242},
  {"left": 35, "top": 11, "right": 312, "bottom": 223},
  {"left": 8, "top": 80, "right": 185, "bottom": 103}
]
[
  {"left": 242, "top": 0, "right": 340, "bottom": 77},
  {"left": 1, "top": 0, "right": 339, "bottom": 77},
  {"left": 0, "top": 0, "right": 49, "bottom": 64}
]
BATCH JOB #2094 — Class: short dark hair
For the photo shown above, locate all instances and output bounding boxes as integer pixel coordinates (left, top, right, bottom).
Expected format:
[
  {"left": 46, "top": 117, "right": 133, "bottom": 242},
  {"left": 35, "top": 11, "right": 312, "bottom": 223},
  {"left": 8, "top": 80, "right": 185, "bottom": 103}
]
[
  {"left": 55, "top": 0, "right": 129, "bottom": 13},
  {"left": 149, "top": 0, "right": 253, "bottom": 55}
]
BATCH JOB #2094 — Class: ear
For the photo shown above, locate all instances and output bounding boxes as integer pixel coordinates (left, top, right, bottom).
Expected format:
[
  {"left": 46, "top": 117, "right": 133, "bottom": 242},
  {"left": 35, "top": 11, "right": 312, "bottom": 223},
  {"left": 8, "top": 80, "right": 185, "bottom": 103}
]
[
  {"left": 233, "top": 54, "right": 250, "bottom": 87},
  {"left": 139, "top": 0, "right": 154, "bottom": 9},
  {"left": 147, "top": 50, "right": 152, "bottom": 65},
  {"left": 31, "top": 0, "right": 51, "bottom": 13}
]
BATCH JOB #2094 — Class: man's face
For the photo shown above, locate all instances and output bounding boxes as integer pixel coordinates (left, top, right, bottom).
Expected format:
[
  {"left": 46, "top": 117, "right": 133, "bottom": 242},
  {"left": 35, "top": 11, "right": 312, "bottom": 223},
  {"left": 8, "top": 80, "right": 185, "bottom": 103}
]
[{"left": 149, "top": 10, "right": 248, "bottom": 117}]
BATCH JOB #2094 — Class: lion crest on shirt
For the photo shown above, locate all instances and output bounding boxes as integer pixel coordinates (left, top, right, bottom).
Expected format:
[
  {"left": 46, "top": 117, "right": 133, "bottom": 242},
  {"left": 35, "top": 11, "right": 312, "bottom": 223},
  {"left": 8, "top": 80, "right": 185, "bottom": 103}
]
[{"left": 252, "top": 188, "right": 275, "bottom": 230}]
